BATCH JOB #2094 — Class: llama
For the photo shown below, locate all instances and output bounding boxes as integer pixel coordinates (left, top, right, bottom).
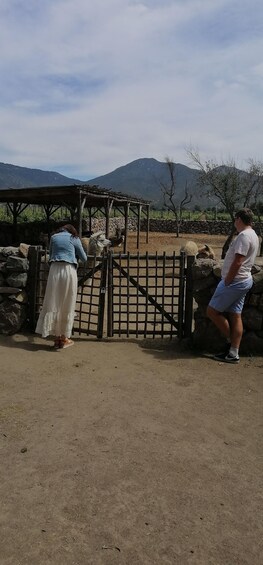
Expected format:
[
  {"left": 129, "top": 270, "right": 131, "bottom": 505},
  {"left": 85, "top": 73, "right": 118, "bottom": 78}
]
[
  {"left": 81, "top": 231, "right": 111, "bottom": 285},
  {"left": 180, "top": 241, "right": 199, "bottom": 256},
  {"left": 108, "top": 227, "right": 125, "bottom": 248},
  {"left": 180, "top": 241, "right": 216, "bottom": 260},
  {"left": 196, "top": 244, "right": 216, "bottom": 260}
]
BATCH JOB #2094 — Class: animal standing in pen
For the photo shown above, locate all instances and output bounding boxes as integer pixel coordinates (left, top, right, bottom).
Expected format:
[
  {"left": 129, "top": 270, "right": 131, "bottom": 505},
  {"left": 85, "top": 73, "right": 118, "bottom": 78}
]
[
  {"left": 180, "top": 241, "right": 216, "bottom": 259},
  {"left": 81, "top": 231, "right": 111, "bottom": 285}
]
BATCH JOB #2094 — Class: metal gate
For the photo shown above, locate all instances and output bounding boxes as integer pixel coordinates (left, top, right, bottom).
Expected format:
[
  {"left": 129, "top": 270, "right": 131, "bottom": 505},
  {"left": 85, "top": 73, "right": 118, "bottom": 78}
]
[{"left": 28, "top": 249, "right": 194, "bottom": 339}]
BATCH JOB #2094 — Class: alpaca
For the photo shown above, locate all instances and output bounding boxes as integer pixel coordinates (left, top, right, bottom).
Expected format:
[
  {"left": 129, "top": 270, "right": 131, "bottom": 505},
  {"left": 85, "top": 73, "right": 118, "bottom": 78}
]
[
  {"left": 108, "top": 227, "right": 125, "bottom": 248},
  {"left": 81, "top": 231, "right": 111, "bottom": 285},
  {"left": 180, "top": 241, "right": 199, "bottom": 256},
  {"left": 180, "top": 241, "right": 216, "bottom": 260},
  {"left": 196, "top": 244, "right": 216, "bottom": 260}
]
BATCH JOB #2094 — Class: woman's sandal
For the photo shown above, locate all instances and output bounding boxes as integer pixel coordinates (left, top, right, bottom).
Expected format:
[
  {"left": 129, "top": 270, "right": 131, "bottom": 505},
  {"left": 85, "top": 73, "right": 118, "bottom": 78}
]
[
  {"left": 54, "top": 338, "right": 61, "bottom": 349},
  {"left": 61, "top": 338, "right": 74, "bottom": 349}
]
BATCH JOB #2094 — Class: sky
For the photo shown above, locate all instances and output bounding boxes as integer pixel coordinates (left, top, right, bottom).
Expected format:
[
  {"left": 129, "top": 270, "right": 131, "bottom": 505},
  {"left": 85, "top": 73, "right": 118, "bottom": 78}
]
[{"left": 0, "top": 0, "right": 263, "bottom": 180}]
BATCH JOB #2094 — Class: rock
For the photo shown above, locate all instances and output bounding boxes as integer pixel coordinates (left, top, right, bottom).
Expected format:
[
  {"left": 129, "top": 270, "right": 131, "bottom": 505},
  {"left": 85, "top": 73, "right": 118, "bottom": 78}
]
[
  {"left": 213, "top": 264, "right": 223, "bottom": 279},
  {"left": 252, "top": 270, "right": 263, "bottom": 293},
  {"left": 251, "top": 264, "right": 262, "bottom": 275},
  {"left": 0, "top": 286, "right": 22, "bottom": 294},
  {"left": 242, "top": 307, "right": 263, "bottom": 331},
  {"left": 0, "top": 246, "right": 20, "bottom": 260},
  {"left": 0, "top": 301, "right": 27, "bottom": 335},
  {"left": 9, "top": 290, "right": 28, "bottom": 304},
  {"left": 248, "top": 294, "right": 260, "bottom": 307},
  {"left": 193, "top": 274, "right": 218, "bottom": 292},
  {"left": 240, "top": 331, "right": 263, "bottom": 355},
  {"left": 6, "top": 273, "right": 28, "bottom": 288},
  {"left": 6, "top": 256, "right": 29, "bottom": 272},
  {"left": 192, "top": 258, "right": 218, "bottom": 280},
  {"left": 192, "top": 317, "right": 226, "bottom": 352},
  {"left": 19, "top": 243, "right": 30, "bottom": 258},
  {"left": 193, "top": 285, "right": 216, "bottom": 307}
]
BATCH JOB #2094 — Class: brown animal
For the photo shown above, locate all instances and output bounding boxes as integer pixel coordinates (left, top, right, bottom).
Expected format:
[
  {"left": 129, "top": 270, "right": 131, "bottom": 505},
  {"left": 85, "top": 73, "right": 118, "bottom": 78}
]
[
  {"left": 196, "top": 244, "right": 216, "bottom": 260},
  {"left": 109, "top": 227, "right": 125, "bottom": 248}
]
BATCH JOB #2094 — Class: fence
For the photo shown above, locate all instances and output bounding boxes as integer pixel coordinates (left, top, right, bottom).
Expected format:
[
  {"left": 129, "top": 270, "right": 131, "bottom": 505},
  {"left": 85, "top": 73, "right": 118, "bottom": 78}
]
[{"left": 28, "top": 249, "right": 194, "bottom": 340}]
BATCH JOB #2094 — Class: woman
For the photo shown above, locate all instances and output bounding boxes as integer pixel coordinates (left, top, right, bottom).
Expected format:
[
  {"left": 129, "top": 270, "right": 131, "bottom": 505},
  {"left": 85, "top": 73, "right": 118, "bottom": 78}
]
[{"left": 36, "top": 224, "right": 87, "bottom": 349}]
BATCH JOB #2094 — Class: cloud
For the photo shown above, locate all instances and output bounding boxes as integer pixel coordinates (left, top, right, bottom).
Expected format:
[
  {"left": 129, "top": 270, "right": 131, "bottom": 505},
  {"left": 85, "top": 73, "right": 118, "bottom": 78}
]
[{"left": 0, "top": 0, "right": 262, "bottom": 179}]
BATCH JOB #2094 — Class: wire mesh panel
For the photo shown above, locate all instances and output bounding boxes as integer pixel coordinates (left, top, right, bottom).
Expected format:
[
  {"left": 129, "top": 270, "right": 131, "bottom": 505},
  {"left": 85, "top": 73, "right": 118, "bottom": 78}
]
[{"left": 107, "top": 252, "right": 185, "bottom": 339}]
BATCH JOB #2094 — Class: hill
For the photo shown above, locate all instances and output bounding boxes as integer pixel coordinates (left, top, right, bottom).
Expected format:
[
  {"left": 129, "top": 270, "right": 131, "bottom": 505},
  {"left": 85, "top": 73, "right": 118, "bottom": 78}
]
[
  {"left": 0, "top": 158, "right": 209, "bottom": 209},
  {"left": 0, "top": 162, "right": 82, "bottom": 189},
  {"left": 88, "top": 158, "right": 205, "bottom": 207}
]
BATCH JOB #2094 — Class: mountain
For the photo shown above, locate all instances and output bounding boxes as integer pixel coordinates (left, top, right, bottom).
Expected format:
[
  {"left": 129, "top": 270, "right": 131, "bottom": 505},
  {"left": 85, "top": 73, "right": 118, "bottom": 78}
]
[
  {"left": 0, "top": 162, "right": 82, "bottom": 189},
  {"left": 0, "top": 158, "right": 208, "bottom": 209},
  {"left": 88, "top": 158, "right": 204, "bottom": 207}
]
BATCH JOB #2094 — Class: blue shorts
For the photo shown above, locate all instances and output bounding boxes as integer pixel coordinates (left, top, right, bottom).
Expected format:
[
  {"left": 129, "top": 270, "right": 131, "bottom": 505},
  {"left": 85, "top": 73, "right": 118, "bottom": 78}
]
[{"left": 208, "top": 278, "right": 253, "bottom": 314}]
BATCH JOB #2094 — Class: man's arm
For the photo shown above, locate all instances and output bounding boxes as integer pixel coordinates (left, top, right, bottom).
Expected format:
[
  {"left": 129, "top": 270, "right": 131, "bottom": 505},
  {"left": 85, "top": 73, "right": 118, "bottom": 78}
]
[{"left": 224, "top": 253, "right": 245, "bottom": 285}]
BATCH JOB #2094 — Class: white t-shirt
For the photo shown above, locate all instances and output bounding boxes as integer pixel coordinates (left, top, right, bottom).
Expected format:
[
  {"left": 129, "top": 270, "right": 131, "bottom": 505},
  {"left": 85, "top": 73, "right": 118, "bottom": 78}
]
[{"left": 222, "top": 228, "right": 259, "bottom": 281}]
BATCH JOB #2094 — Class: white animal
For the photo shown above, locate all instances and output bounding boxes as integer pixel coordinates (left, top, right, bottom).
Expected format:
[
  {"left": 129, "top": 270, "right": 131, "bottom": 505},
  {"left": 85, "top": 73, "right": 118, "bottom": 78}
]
[
  {"left": 180, "top": 241, "right": 216, "bottom": 260},
  {"left": 81, "top": 231, "right": 111, "bottom": 285},
  {"left": 180, "top": 241, "right": 199, "bottom": 256}
]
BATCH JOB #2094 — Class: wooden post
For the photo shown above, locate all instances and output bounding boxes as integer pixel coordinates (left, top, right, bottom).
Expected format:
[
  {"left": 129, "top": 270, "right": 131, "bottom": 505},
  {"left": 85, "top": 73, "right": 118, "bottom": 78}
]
[
  {"left": 77, "top": 191, "right": 86, "bottom": 237},
  {"left": 137, "top": 204, "right": 142, "bottom": 249},
  {"left": 184, "top": 255, "right": 194, "bottom": 338},
  {"left": 105, "top": 199, "right": 113, "bottom": 237},
  {"left": 97, "top": 253, "right": 108, "bottom": 338},
  {"left": 27, "top": 246, "right": 41, "bottom": 331},
  {"left": 107, "top": 251, "right": 113, "bottom": 337},
  {"left": 146, "top": 204, "right": 150, "bottom": 244},
  {"left": 124, "top": 202, "right": 130, "bottom": 253}
]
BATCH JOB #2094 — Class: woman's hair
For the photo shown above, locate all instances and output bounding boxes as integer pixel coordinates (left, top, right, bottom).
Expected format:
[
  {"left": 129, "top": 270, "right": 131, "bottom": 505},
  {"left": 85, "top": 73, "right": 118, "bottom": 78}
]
[{"left": 55, "top": 224, "right": 79, "bottom": 237}]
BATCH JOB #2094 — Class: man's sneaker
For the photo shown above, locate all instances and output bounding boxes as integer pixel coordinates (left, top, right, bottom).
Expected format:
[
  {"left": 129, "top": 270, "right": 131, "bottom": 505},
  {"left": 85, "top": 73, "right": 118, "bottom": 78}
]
[
  {"left": 213, "top": 344, "right": 230, "bottom": 359},
  {"left": 213, "top": 352, "right": 240, "bottom": 364}
]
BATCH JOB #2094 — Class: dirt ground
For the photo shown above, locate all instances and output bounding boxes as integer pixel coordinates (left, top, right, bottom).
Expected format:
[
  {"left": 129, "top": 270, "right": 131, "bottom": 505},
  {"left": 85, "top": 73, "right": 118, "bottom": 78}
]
[{"left": 0, "top": 233, "right": 262, "bottom": 565}]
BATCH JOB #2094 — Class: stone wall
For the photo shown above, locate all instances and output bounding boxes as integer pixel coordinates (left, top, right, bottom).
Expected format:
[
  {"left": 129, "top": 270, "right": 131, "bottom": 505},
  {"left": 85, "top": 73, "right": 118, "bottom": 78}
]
[
  {"left": 191, "top": 258, "right": 263, "bottom": 355},
  {"left": 141, "top": 218, "right": 262, "bottom": 235},
  {"left": 1, "top": 218, "right": 261, "bottom": 245},
  {"left": 0, "top": 245, "right": 30, "bottom": 334}
]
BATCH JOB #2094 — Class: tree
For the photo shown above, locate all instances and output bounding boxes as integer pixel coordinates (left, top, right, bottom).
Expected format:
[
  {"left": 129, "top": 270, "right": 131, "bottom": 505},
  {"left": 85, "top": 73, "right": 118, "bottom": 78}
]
[
  {"left": 247, "top": 159, "right": 263, "bottom": 255},
  {"left": 160, "top": 157, "right": 193, "bottom": 237},
  {"left": 187, "top": 149, "right": 263, "bottom": 257}
]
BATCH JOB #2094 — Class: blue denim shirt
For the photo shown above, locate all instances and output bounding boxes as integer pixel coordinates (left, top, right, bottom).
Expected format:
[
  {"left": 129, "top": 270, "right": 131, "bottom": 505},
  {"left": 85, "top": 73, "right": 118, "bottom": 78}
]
[{"left": 49, "top": 231, "right": 87, "bottom": 266}]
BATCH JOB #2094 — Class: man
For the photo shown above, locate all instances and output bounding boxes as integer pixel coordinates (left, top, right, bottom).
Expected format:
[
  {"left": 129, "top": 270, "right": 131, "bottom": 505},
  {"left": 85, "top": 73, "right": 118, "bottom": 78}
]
[{"left": 207, "top": 208, "right": 259, "bottom": 363}]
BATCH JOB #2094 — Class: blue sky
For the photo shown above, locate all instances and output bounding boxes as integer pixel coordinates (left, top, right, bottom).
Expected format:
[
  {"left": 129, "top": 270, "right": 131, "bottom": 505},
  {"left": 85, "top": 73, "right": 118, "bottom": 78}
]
[{"left": 0, "top": 0, "right": 262, "bottom": 180}]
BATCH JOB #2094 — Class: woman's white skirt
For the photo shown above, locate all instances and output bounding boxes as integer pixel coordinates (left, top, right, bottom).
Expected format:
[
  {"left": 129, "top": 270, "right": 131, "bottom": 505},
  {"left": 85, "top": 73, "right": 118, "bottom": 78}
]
[{"left": 35, "top": 262, "right": 78, "bottom": 338}]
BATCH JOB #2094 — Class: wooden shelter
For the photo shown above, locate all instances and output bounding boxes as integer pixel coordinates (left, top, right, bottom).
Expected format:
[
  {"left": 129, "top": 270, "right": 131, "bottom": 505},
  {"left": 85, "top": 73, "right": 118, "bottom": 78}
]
[{"left": 0, "top": 184, "right": 151, "bottom": 250}]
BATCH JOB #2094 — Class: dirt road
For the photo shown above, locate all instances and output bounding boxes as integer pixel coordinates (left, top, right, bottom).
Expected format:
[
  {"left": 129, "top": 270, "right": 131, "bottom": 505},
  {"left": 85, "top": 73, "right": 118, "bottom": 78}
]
[{"left": 0, "top": 232, "right": 262, "bottom": 564}]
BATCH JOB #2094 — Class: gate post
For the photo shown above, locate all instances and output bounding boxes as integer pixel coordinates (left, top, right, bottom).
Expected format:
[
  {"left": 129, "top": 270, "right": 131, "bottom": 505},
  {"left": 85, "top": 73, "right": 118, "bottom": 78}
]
[
  {"left": 27, "top": 246, "right": 41, "bottom": 332},
  {"left": 97, "top": 253, "right": 108, "bottom": 339},
  {"left": 184, "top": 255, "right": 194, "bottom": 338},
  {"left": 107, "top": 251, "right": 113, "bottom": 337}
]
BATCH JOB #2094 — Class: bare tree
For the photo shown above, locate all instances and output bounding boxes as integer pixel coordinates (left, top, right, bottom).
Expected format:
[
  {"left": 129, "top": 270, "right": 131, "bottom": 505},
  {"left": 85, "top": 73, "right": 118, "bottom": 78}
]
[
  {"left": 247, "top": 159, "right": 263, "bottom": 255},
  {"left": 160, "top": 157, "right": 193, "bottom": 237},
  {"left": 187, "top": 149, "right": 262, "bottom": 257}
]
